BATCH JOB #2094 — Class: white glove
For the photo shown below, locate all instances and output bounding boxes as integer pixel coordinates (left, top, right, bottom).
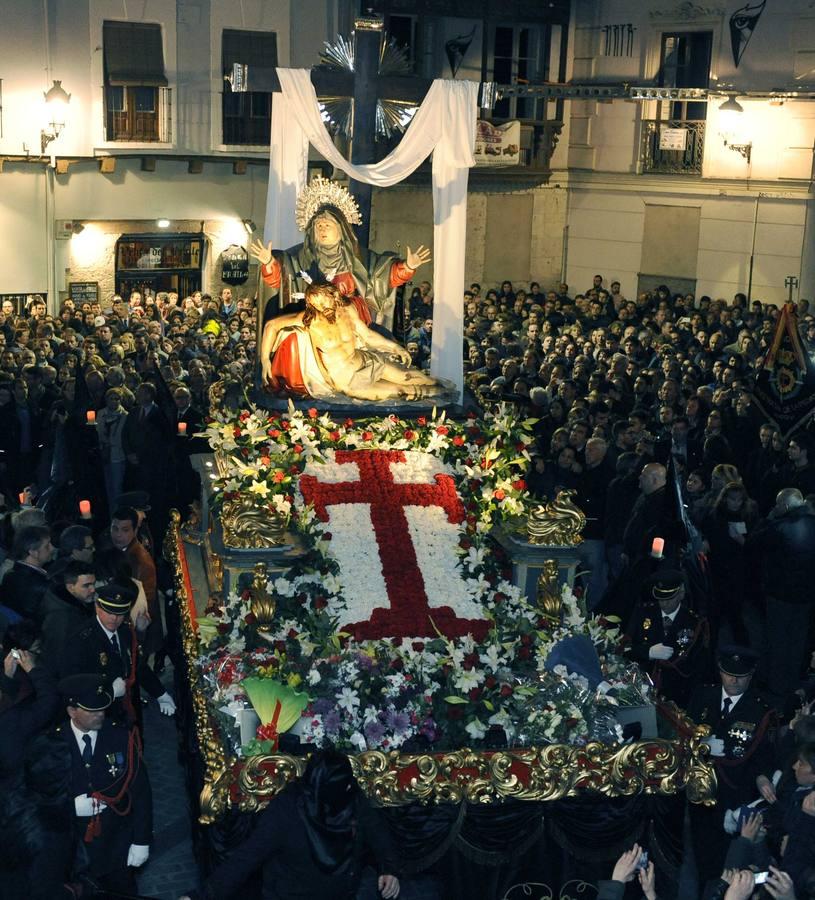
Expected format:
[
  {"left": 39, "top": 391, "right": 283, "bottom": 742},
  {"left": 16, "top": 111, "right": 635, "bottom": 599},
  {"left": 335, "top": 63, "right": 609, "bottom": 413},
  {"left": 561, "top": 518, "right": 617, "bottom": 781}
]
[
  {"left": 157, "top": 692, "right": 176, "bottom": 716},
  {"left": 112, "top": 677, "right": 126, "bottom": 698},
  {"left": 648, "top": 643, "right": 674, "bottom": 661},
  {"left": 74, "top": 793, "right": 107, "bottom": 817},
  {"left": 703, "top": 736, "right": 725, "bottom": 757},
  {"left": 127, "top": 844, "right": 150, "bottom": 867},
  {"left": 723, "top": 808, "right": 740, "bottom": 834}
]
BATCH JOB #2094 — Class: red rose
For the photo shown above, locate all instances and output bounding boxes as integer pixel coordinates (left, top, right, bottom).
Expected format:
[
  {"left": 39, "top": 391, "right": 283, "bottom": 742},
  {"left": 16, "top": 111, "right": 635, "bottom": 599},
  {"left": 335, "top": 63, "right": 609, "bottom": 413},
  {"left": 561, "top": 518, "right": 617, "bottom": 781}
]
[
  {"left": 362, "top": 430, "right": 374, "bottom": 441},
  {"left": 281, "top": 421, "right": 291, "bottom": 431},
  {"left": 515, "top": 442, "right": 526, "bottom": 452},
  {"left": 314, "top": 597, "right": 328, "bottom": 610},
  {"left": 390, "top": 658, "right": 404, "bottom": 671},
  {"left": 417, "top": 416, "right": 427, "bottom": 426},
  {"left": 329, "top": 430, "right": 341, "bottom": 442},
  {"left": 287, "top": 628, "right": 298, "bottom": 639},
  {"left": 322, "top": 532, "right": 332, "bottom": 541},
  {"left": 521, "top": 634, "right": 532, "bottom": 646},
  {"left": 446, "top": 704, "right": 464, "bottom": 720},
  {"left": 474, "top": 437, "right": 485, "bottom": 447},
  {"left": 289, "top": 465, "right": 299, "bottom": 474},
  {"left": 463, "top": 652, "right": 479, "bottom": 670},
  {"left": 403, "top": 429, "right": 415, "bottom": 441},
  {"left": 293, "top": 444, "right": 304, "bottom": 454},
  {"left": 512, "top": 479, "right": 527, "bottom": 491},
  {"left": 239, "top": 411, "right": 250, "bottom": 421},
  {"left": 232, "top": 427, "right": 242, "bottom": 438},
  {"left": 244, "top": 612, "right": 257, "bottom": 625},
  {"left": 467, "top": 411, "right": 477, "bottom": 420},
  {"left": 500, "top": 684, "right": 513, "bottom": 698},
  {"left": 452, "top": 435, "right": 465, "bottom": 446},
  {"left": 485, "top": 675, "right": 497, "bottom": 689},
  {"left": 308, "top": 408, "right": 318, "bottom": 419},
  {"left": 275, "top": 640, "right": 287, "bottom": 653},
  {"left": 468, "top": 687, "right": 481, "bottom": 702},
  {"left": 518, "top": 646, "right": 531, "bottom": 660},
  {"left": 344, "top": 418, "right": 355, "bottom": 428},
  {"left": 240, "top": 589, "right": 251, "bottom": 601},
  {"left": 268, "top": 428, "right": 281, "bottom": 438},
  {"left": 273, "top": 470, "right": 285, "bottom": 483},
  {"left": 216, "top": 623, "right": 230, "bottom": 634},
  {"left": 391, "top": 637, "right": 403, "bottom": 647},
  {"left": 460, "top": 538, "right": 472, "bottom": 550},
  {"left": 436, "top": 425, "right": 449, "bottom": 435},
  {"left": 411, "top": 641, "right": 425, "bottom": 652},
  {"left": 493, "top": 592, "right": 506, "bottom": 604},
  {"left": 493, "top": 489, "right": 506, "bottom": 501}
]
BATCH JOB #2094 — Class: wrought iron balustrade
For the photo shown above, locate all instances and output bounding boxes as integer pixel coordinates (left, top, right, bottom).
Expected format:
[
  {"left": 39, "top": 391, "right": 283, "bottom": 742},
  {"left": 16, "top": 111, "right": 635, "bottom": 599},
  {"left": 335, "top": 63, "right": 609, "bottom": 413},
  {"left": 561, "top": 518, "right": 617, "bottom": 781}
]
[{"left": 640, "top": 119, "right": 704, "bottom": 175}]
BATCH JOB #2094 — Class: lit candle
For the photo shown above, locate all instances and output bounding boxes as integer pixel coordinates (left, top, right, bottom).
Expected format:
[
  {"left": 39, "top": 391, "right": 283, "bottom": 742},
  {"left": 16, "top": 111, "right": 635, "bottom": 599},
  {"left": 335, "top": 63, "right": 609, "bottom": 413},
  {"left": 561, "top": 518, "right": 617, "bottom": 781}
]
[
  {"left": 79, "top": 500, "right": 92, "bottom": 519},
  {"left": 18, "top": 491, "right": 28, "bottom": 506},
  {"left": 651, "top": 537, "right": 665, "bottom": 558},
  {"left": 86, "top": 410, "right": 96, "bottom": 424},
  {"left": 178, "top": 421, "right": 188, "bottom": 435}
]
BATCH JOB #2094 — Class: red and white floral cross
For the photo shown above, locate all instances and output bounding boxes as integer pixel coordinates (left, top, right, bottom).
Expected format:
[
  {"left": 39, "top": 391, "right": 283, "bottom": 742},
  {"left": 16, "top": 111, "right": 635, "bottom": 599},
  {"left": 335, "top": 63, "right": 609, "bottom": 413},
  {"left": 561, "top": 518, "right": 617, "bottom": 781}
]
[{"left": 299, "top": 449, "right": 489, "bottom": 640}]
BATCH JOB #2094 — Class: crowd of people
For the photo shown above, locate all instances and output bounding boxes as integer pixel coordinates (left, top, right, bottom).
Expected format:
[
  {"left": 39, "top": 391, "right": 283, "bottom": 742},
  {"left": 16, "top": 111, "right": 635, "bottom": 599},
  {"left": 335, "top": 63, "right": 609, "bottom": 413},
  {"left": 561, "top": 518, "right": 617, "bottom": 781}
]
[{"left": 2, "top": 274, "right": 815, "bottom": 898}]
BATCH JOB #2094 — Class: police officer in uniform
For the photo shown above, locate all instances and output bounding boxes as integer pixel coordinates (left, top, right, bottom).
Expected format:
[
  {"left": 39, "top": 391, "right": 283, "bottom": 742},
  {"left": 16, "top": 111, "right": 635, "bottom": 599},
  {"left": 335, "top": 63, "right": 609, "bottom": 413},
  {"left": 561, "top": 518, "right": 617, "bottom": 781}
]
[
  {"left": 686, "top": 646, "right": 775, "bottom": 888},
  {"left": 58, "top": 582, "right": 175, "bottom": 727},
  {"left": 626, "top": 570, "right": 709, "bottom": 708},
  {"left": 57, "top": 673, "right": 152, "bottom": 894}
]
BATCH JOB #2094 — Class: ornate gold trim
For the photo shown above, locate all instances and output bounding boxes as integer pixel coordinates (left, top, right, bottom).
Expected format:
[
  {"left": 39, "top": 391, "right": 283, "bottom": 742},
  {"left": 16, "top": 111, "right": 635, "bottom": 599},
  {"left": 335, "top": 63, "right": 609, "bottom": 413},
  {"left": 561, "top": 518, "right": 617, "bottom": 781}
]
[
  {"left": 165, "top": 511, "right": 231, "bottom": 824},
  {"left": 234, "top": 737, "right": 716, "bottom": 810},
  {"left": 221, "top": 493, "right": 289, "bottom": 548},
  {"left": 527, "top": 490, "right": 586, "bottom": 546}
]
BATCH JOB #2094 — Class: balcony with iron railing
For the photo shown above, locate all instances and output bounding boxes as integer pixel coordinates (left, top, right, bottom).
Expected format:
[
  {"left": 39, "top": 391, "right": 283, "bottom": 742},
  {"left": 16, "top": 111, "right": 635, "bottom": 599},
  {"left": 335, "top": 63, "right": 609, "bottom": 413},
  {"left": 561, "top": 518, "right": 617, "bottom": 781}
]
[{"left": 639, "top": 119, "right": 705, "bottom": 175}]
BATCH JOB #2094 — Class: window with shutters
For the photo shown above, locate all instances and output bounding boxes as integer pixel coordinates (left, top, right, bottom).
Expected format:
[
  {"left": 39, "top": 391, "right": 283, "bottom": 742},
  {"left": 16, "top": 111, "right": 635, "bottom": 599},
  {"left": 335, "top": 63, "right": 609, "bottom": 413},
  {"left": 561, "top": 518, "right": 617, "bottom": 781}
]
[
  {"left": 222, "top": 29, "right": 277, "bottom": 145},
  {"left": 103, "top": 21, "right": 170, "bottom": 142}
]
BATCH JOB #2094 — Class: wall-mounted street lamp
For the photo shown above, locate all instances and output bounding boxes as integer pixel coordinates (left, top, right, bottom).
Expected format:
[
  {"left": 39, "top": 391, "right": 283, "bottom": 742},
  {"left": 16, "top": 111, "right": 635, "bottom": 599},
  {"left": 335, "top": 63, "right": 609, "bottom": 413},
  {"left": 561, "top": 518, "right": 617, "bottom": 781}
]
[
  {"left": 718, "top": 94, "right": 752, "bottom": 164},
  {"left": 41, "top": 79, "right": 71, "bottom": 154}
]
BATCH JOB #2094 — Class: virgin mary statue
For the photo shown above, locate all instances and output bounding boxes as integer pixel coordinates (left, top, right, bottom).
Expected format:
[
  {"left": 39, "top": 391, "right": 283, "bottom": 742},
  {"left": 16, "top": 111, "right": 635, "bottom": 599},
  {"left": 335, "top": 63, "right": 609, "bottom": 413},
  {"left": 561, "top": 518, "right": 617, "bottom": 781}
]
[{"left": 250, "top": 176, "right": 430, "bottom": 330}]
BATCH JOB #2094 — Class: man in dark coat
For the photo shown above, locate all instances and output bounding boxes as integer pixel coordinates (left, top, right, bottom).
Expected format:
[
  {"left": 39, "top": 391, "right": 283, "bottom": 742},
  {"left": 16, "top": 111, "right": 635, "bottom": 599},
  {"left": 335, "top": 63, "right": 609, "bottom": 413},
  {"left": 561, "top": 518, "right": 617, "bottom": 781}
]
[
  {"left": 39, "top": 561, "right": 97, "bottom": 667},
  {"left": 751, "top": 488, "right": 815, "bottom": 707},
  {"left": 58, "top": 582, "right": 174, "bottom": 725},
  {"left": 687, "top": 646, "right": 775, "bottom": 888},
  {"left": 56, "top": 673, "right": 152, "bottom": 894},
  {"left": 182, "top": 749, "right": 400, "bottom": 900},
  {"left": 0, "top": 524, "right": 54, "bottom": 621},
  {"left": 626, "top": 569, "right": 709, "bottom": 708},
  {"left": 0, "top": 644, "right": 59, "bottom": 781}
]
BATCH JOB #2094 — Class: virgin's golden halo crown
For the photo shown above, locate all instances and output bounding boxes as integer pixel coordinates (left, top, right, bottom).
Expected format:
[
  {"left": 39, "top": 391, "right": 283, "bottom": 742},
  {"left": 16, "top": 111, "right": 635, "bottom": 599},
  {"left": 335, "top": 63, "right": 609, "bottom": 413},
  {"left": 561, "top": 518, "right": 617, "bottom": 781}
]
[{"left": 295, "top": 176, "right": 362, "bottom": 232}]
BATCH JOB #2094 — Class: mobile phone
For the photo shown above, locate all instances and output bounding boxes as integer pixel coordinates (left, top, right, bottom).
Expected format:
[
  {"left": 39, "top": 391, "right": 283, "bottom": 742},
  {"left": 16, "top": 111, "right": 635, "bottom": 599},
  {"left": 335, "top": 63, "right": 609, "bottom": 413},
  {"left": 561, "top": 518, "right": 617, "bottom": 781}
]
[
  {"left": 11, "top": 649, "right": 20, "bottom": 661},
  {"left": 637, "top": 851, "right": 648, "bottom": 870},
  {"left": 754, "top": 872, "right": 769, "bottom": 885}
]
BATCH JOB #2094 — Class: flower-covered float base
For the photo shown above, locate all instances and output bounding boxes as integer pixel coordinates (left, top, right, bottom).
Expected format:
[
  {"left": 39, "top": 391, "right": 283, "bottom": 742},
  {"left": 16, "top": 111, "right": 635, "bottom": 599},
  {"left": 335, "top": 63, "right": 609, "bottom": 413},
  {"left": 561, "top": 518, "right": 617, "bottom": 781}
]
[{"left": 173, "top": 403, "right": 716, "bottom": 820}]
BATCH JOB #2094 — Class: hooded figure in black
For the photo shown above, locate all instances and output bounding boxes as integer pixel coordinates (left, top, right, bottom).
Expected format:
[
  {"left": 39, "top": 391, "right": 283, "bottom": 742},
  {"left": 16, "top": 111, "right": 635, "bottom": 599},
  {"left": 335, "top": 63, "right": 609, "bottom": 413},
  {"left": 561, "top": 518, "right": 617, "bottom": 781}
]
[{"left": 185, "top": 749, "right": 400, "bottom": 900}]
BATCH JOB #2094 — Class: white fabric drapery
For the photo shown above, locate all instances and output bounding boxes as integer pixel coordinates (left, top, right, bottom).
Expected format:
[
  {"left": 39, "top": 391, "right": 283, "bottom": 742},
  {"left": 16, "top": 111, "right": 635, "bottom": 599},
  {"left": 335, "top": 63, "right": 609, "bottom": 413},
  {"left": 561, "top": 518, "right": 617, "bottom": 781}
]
[{"left": 264, "top": 69, "right": 478, "bottom": 399}]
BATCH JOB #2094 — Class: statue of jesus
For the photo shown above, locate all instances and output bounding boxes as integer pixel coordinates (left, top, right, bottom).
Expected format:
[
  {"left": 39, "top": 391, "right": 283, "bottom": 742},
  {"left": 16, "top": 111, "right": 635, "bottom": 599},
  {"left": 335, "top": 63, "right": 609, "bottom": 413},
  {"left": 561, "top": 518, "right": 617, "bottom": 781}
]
[{"left": 260, "top": 282, "right": 446, "bottom": 402}]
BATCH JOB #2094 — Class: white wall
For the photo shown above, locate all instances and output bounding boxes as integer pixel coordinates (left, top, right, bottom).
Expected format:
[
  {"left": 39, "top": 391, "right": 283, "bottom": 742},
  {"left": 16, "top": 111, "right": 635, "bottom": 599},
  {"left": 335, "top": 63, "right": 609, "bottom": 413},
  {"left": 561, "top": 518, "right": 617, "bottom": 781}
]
[
  {"left": 0, "top": 166, "right": 48, "bottom": 293},
  {"left": 564, "top": 177, "right": 813, "bottom": 305}
]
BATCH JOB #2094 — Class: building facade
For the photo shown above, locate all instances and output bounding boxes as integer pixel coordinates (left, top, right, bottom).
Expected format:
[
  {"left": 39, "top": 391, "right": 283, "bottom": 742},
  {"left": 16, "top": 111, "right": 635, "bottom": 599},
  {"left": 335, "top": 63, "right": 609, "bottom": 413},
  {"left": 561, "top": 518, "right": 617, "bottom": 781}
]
[{"left": 0, "top": 0, "right": 813, "bottom": 309}]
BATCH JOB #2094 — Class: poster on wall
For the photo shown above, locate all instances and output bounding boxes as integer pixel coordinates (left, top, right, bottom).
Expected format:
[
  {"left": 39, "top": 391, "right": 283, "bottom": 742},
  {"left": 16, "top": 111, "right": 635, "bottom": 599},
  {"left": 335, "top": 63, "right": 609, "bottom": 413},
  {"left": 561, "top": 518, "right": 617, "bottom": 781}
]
[
  {"left": 221, "top": 245, "right": 249, "bottom": 285},
  {"left": 659, "top": 127, "right": 688, "bottom": 151},
  {"left": 474, "top": 120, "right": 521, "bottom": 167}
]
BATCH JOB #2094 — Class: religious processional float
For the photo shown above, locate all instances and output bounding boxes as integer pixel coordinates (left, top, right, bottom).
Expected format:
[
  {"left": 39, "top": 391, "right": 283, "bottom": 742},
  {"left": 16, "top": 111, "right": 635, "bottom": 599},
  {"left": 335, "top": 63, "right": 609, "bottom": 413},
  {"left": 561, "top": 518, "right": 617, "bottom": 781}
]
[{"left": 167, "top": 400, "right": 715, "bottom": 822}]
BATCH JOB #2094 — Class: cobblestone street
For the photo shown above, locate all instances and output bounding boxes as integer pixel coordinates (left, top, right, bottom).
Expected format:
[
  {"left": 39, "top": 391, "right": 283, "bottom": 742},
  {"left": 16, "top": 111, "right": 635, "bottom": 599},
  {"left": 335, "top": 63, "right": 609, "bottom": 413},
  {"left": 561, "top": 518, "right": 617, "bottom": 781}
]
[{"left": 136, "top": 671, "right": 200, "bottom": 900}]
